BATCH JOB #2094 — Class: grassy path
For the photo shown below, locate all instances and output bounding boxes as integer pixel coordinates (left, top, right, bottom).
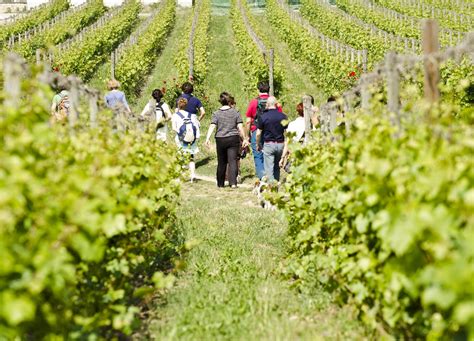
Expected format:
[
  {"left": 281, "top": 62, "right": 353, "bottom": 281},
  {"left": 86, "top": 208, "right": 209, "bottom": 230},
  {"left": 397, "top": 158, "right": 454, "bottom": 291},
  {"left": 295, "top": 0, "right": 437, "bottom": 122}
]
[
  {"left": 143, "top": 182, "right": 368, "bottom": 340},
  {"left": 138, "top": 10, "right": 369, "bottom": 339},
  {"left": 195, "top": 13, "right": 256, "bottom": 180}
]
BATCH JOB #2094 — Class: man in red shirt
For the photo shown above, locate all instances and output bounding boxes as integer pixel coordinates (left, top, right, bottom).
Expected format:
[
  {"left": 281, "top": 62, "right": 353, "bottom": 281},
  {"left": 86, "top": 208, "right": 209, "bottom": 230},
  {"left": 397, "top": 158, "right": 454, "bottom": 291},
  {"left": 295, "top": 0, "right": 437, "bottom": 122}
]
[{"left": 245, "top": 81, "right": 281, "bottom": 179}]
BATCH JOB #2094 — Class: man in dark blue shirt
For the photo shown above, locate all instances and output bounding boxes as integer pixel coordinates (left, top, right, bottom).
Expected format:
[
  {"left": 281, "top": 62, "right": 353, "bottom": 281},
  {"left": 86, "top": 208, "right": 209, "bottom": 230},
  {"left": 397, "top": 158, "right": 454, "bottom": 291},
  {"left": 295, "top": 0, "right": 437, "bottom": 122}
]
[
  {"left": 256, "top": 96, "right": 288, "bottom": 182},
  {"left": 176, "top": 82, "right": 206, "bottom": 121}
]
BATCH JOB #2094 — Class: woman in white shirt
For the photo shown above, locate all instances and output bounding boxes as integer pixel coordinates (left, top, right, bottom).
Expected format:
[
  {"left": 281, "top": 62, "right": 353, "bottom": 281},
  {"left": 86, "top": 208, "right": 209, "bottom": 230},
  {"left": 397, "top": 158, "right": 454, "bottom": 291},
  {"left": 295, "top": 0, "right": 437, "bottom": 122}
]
[
  {"left": 286, "top": 102, "right": 305, "bottom": 143},
  {"left": 172, "top": 97, "right": 200, "bottom": 182},
  {"left": 280, "top": 103, "right": 305, "bottom": 172},
  {"left": 140, "top": 89, "right": 172, "bottom": 141}
]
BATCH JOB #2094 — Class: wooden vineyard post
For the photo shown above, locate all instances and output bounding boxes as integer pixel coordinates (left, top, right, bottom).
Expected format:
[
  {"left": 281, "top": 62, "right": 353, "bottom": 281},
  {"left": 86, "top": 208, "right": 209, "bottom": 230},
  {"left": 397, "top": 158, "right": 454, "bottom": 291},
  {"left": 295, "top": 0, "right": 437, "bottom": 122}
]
[
  {"left": 422, "top": 19, "right": 440, "bottom": 104},
  {"left": 362, "top": 49, "right": 368, "bottom": 72},
  {"left": 111, "top": 51, "right": 115, "bottom": 80},
  {"left": 385, "top": 51, "right": 401, "bottom": 133},
  {"left": 69, "top": 77, "right": 80, "bottom": 128},
  {"left": 343, "top": 93, "right": 352, "bottom": 135},
  {"left": 360, "top": 75, "right": 371, "bottom": 112},
  {"left": 36, "top": 49, "right": 41, "bottom": 65},
  {"left": 269, "top": 48, "right": 274, "bottom": 96},
  {"left": 303, "top": 95, "right": 312, "bottom": 145},
  {"left": 3, "top": 53, "right": 22, "bottom": 110},
  {"left": 329, "top": 103, "right": 337, "bottom": 133},
  {"left": 89, "top": 92, "right": 99, "bottom": 128},
  {"left": 188, "top": 44, "right": 194, "bottom": 81}
]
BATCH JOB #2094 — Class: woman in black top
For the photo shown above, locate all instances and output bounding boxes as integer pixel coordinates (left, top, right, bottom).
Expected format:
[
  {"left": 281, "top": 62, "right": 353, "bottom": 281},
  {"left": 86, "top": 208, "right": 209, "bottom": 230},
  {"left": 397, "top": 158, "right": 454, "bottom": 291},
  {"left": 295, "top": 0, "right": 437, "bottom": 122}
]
[{"left": 205, "top": 92, "right": 250, "bottom": 188}]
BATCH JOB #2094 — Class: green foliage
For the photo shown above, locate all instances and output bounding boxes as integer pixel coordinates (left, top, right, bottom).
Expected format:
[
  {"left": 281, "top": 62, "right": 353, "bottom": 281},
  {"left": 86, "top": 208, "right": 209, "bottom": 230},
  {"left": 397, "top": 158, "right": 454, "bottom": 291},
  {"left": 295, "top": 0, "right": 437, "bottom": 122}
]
[
  {"left": 174, "top": 0, "right": 211, "bottom": 104},
  {"left": 0, "top": 0, "right": 69, "bottom": 48},
  {"left": 53, "top": 0, "right": 140, "bottom": 81},
  {"left": 11, "top": 0, "right": 106, "bottom": 60},
  {"left": 265, "top": 0, "right": 354, "bottom": 95},
  {"left": 299, "top": 0, "right": 389, "bottom": 63},
  {"left": 230, "top": 0, "right": 284, "bottom": 96},
  {"left": 0, "top": 67, "right": 183, "bottom": 338},
  {"left": 277, "top": 96, "right": 474, "bottom": 338},
  {"left": 335, "top": 0, "right": 416, "bottom": 38},
  {"left": 421, "top": 0, "right": 474, "bottom": 16},
  {"left": 335, "top": 0, "right": 459, "bottom": 46},
  {"left": 115, "top": 0, "right": 176, "bottom": 97},
  {"left": 374, "top": 0, "right": 473, "bottom": 31},
  {"left": 440, "top": 58, "right": 474, "bottom": 108}
]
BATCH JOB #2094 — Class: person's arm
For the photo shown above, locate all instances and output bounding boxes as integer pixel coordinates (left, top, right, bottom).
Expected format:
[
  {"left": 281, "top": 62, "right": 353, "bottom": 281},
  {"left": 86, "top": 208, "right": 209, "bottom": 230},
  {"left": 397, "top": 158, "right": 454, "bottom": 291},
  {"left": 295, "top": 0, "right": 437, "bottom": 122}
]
[
  {"left": 256, "top": 129, "right": 262, "bottom": 151},
  {"left": 279, "top": 136, "right": 289, "bottom": 168},
  {"left": 245, "top": 99, "right": 256, "bottom": 135},
  {"left": 122, "top": 93, "right": 131, "bottom": 113},
  {"left": 198, "top": 106, "right": 205, "bottom": 122},
  {"left": 163, "top": 103, "right": 172, "bottom": 121},
  {"left": 140, "top": 102, "right": 150, "bottom": 117},
  {"left": 311, "top": 106, "right": 320, "bottom": 128},
  {"left": 171, "top": 114, "right": 179, "bottom": 132},
  {"left": 238, "top": 123, "right": 250, "bottom": 148},
  {"left": 245, "top": 117, "right": 252, "bottom": 136},
  {"left": 205, "top": 124, "right": 216, "bottom": 147},
  {"left": 51, "top": 100, "right": 57, "bottom": 115}
]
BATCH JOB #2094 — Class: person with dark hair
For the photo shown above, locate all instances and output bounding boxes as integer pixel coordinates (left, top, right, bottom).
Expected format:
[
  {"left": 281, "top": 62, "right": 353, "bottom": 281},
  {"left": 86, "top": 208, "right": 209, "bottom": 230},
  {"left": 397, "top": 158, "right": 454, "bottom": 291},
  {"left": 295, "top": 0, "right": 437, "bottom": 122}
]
[
  {"left": 176, "top": 81, "right": 205, "bottom": 121},
  {"left": 245, "top": 81, "right": 282, "bottom": 179},
  {"left": 140, "top": 88, "right": 172, "bottom": 141},
  {"left": 205, "top": 92, "right": 249, "bottom": 188}
]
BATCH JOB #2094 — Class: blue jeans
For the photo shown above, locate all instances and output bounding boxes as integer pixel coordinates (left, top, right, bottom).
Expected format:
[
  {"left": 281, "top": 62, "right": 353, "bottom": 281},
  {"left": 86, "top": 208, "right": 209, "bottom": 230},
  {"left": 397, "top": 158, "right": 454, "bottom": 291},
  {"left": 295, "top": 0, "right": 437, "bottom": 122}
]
[
  {"left": 263, "top": 142, "right": 284, "bottom": 182},
  {"left": 251, "top": 130, "right": 264, "bottom": 179}
]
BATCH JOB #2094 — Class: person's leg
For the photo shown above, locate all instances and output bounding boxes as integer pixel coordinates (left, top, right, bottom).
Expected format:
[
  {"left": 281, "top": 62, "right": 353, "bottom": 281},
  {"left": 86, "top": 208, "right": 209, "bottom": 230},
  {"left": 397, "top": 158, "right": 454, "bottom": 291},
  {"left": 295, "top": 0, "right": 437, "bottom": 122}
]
[
  {"left": 227, "top": 136, "right": 240, "bottom": 186},
  {"left": 189, "top": 154, "right": 196, "bottom": 181},
  {"left": 273, "top": 143, "right": 284, "bottom": 181},
  {"left": 251, "top": 130, "right": 264, "bottom": 179},
  {"left": 215, "top": 138, "right": 228, "bottom": 187},
  {"left": 263, "top": 143, "right": 275, "bottom": 182}
]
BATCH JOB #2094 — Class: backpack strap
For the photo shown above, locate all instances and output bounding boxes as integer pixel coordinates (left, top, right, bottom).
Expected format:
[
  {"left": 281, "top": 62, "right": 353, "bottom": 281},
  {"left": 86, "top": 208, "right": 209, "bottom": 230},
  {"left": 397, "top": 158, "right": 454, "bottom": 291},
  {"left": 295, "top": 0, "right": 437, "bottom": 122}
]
[{"left": 177, "top": 111, "right": 185, "bottom": 119}]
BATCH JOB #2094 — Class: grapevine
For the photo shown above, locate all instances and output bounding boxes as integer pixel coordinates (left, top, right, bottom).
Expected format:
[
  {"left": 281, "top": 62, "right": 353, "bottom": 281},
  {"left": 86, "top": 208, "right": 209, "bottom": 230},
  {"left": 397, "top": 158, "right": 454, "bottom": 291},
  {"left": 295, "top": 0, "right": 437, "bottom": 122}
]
[
  {"left": 115, "top": 0, "right": 176, "bottom": 96},
  {"left": 374, "top": 0, "right": 474, "bottom": 31},
  {"left": 230, "top": 0, "right": 284, "bottom": 96},
  {"left": 11, "top": 0, "right": 106, "bottom": 60},
  {"left": 52, "top": 0, "right": 140, "bottom": 81},
  {"left": 174, "top": 0, "right": 211, "bottom": 102},
  {"left": 265, "top": 0, "right": 354, "bottom": 95},
  {"left": 0, "top": 0, "right": 69, "bottom": 48},
  {"left": 0, "top": 65, "right": 183, "bottom": 338},
  {"left": 335, "top": 0, "right": 463, "bottom": 45},
  {"left": 300, "top": 0, "right": 392, "bottom": 62}
]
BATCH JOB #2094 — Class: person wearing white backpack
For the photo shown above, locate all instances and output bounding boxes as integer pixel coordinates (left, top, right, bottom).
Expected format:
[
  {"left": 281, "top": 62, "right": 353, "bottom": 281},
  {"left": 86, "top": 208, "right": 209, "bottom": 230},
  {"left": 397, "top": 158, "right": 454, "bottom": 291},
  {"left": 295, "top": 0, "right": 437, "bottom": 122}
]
[
  {"left": 172, "top": 97, "right": 200, "bottom": 182},
  {"left": 140, "top": 89, "right": 172, "bottom": 141}
]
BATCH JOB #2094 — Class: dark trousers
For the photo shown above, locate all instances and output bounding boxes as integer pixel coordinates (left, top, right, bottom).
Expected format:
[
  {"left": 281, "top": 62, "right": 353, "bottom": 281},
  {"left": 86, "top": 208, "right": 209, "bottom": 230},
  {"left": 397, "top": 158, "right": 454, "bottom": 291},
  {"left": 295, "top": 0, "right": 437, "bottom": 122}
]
[{"left": 216, "top": 135, "right": 240, "bottom": 187}]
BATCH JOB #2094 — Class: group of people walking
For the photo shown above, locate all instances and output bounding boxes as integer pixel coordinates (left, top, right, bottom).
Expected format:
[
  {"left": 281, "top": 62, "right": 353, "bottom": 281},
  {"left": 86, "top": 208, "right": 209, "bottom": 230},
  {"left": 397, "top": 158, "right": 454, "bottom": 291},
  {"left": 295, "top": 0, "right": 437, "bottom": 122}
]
[{"left": 51, "top": 77, "right": 312, "bottom": 188}]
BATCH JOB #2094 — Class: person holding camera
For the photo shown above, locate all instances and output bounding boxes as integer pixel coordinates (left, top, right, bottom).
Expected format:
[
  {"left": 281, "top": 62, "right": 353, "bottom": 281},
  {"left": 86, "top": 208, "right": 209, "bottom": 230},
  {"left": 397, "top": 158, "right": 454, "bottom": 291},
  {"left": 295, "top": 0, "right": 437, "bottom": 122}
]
[{"left": 205, "top": 92, "right": 250, "bottom": 188}]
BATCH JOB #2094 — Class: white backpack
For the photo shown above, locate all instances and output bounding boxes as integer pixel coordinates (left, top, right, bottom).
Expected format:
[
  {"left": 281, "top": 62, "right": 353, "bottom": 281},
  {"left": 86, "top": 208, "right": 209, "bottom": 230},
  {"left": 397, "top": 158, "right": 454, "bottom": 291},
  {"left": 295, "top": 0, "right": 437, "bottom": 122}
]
[{"left": 177, "top": 111, "right": 197, "bottom": 144}]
